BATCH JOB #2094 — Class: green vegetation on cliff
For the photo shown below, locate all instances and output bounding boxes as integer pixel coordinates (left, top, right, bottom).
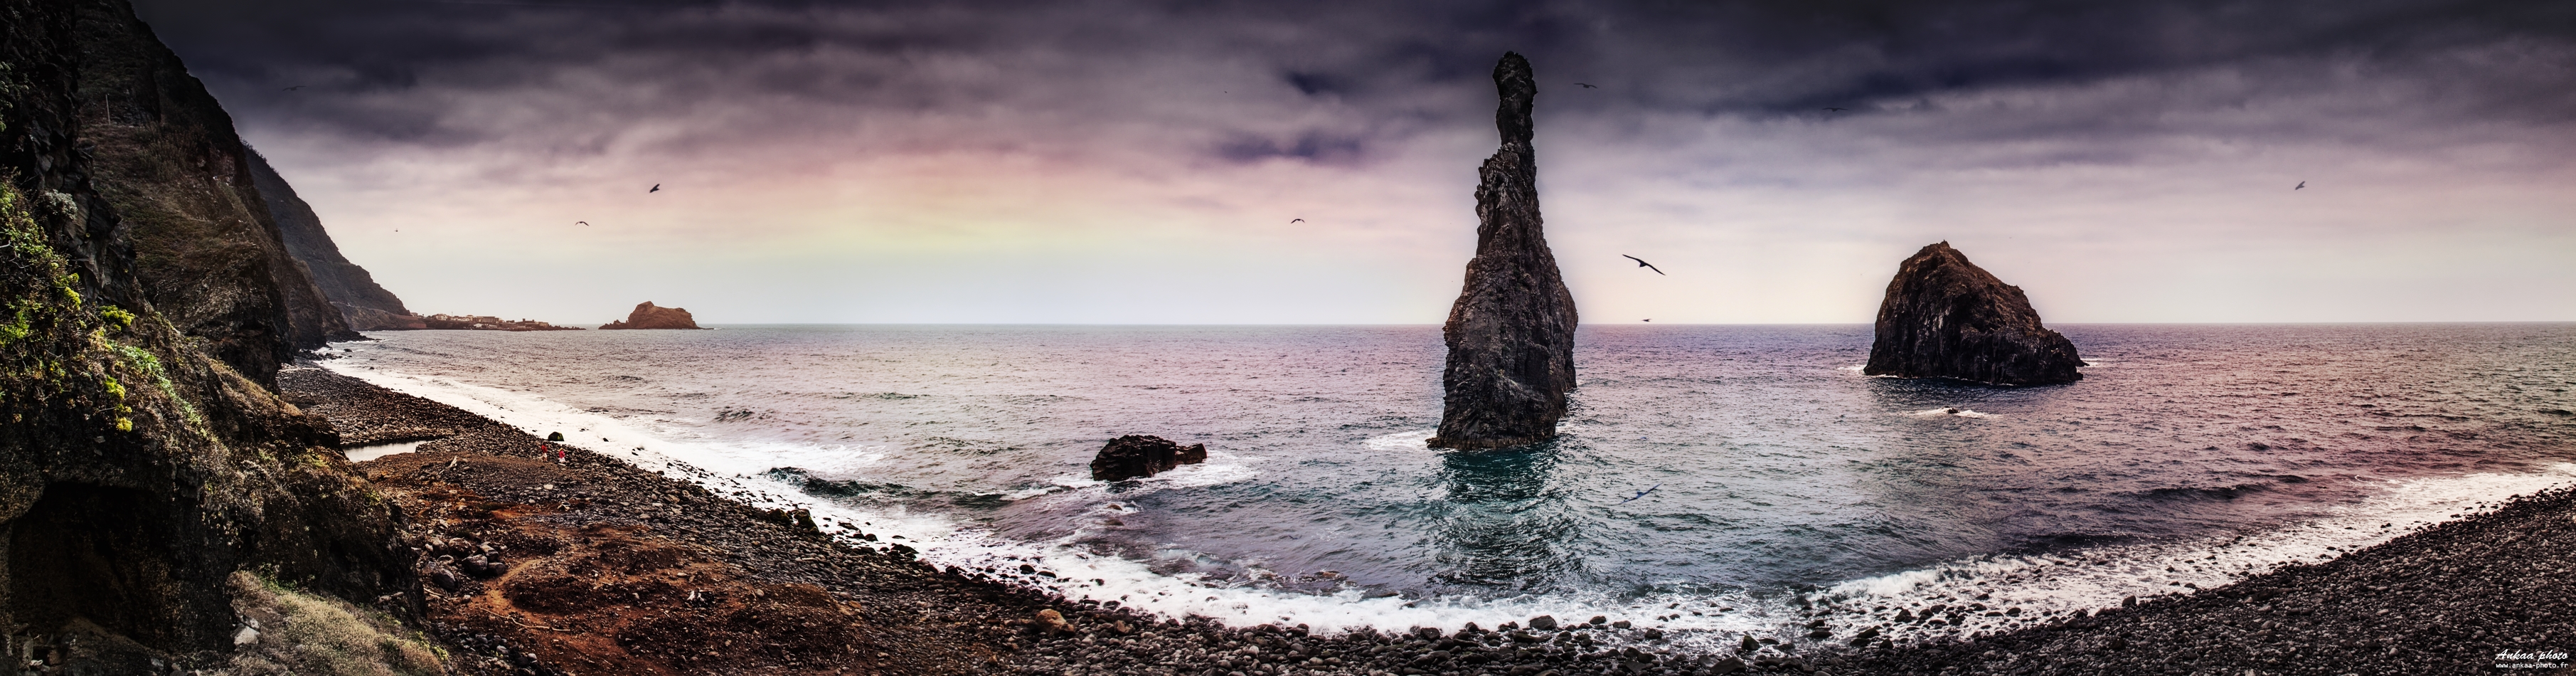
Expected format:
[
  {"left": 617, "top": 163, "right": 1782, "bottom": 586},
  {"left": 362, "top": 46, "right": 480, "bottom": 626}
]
[{"left": 1, "top": 0, "right": 424, "bottom": 670}]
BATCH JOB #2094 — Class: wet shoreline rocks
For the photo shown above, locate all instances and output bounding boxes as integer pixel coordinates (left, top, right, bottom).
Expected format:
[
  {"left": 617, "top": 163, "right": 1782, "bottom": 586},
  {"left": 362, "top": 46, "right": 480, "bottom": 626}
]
[
  {"left": 1088, "top": 434, "right": 1208, "bottom": 481},
  {"left": 1864, "top": 242, "right": 2082, "bottom": 386},
  {"left": 1430, "top": 51, "right": 1580, "bottom": 450}
]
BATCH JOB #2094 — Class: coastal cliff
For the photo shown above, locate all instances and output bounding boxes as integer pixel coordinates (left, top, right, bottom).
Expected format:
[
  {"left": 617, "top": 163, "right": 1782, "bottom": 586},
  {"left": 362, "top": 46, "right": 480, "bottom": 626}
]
[
  {"left": 0, "top": 0, "right": 415, "bottom": 669},
  {"left": 1863, "top": 242, "right": 2083, "bottom": 386},
  {"left": 70, "top": 0, "right": 357, "bottom": 382},
  {"left": 245, "top": 149, "right": 420, "bottom": 330},
  {"left": 1427, "top": 52, "right": 1578, "bottom": 450},
  {"left": 599, "top": 300, "right": 705, "bottom": 329}
]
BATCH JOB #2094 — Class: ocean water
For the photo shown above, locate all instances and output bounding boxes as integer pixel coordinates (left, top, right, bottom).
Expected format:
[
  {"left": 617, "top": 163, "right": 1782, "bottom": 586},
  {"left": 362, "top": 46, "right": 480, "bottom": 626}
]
[{"left": 321, "top": 323, "right": 2576, "bottom": 643}]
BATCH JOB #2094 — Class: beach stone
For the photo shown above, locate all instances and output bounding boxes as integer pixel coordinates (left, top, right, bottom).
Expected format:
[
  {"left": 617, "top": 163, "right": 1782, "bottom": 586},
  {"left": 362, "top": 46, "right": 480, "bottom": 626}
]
[
  {"left": 1087, "top": 435, "right": 1208, "bottom": 481},
  {"left": 1036, "top": 609, "right": 1073, "bottom": 635},
  {"left": 1862, "top": 242, "right": 2083, "bottom": 385},
  {"left": 425, "top": 564, "right": 462, "bottom": 591},
  {"left": 1427, "top": 52, "right": 1578, "bottom": 450},
  {"left": 1528, "top": 616, "right": 1558, "bottom": 630}
]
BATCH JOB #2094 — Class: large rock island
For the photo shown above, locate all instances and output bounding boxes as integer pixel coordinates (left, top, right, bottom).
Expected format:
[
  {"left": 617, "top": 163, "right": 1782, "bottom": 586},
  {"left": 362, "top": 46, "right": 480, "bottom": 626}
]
[
  {"left": 1863, "top": 242, "right": 2083, "bottom": 386},
  {"left": 1427, "top": 53, "right": 1579, "bottom": 450},
  {"left": 598, "top": 301, "right": 706, "bottom": 329}
]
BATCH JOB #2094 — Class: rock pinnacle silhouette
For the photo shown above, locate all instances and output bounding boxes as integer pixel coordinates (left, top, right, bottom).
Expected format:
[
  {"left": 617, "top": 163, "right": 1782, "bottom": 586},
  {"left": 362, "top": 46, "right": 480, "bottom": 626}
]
[{"left": 1427, "top": 52, "right": 1579, "bottom": 450}]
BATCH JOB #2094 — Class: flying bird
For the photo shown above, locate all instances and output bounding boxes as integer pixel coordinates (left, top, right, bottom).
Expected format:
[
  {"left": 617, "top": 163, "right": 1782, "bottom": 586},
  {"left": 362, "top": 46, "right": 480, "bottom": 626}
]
[
  {"left": 1642, "top": 319, "right": 1651, "bottom": 322},
  {"left": 1823, "top": 107, "right": 1847, "bottom": 112},
  {"left": 1622, "top": 255, "right": 1666, "bottom": 275},
  {"left": 282, "top": 85, "right": 306, "bottom": 91},
  {"left": 1617, "top": 484, "right": 1661, "bottom": 504},
  {"left": 2294, "top": 181, "right": 2306, "bottom": 190},
  {"left": 649, "top": 184, "right": 661, "bottom": 193},
  {"left": 1291, "top": 218, "right": 1304, "bottom": 223},
  {"left": 575, "top": 221, "right": 589, "bottom": 226},
  {"left": 1576, "top": 83, "right": 1599, "bottom": 89}
]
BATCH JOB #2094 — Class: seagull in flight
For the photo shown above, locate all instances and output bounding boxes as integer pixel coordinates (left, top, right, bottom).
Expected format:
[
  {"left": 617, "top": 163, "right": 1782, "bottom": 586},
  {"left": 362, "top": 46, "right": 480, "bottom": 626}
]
[
  {"left": 1823, "top": 107, "right": 1847, "bottom": 112},
  {"left": 1617, "top": 484, "right": 1660, "bottom": 504},
  {"left": 1291, "top": 218, "right": 1304, "bottom": 223},
  {"left": 2294, "top": 181, "right": 2305, "bottom": 190},
  {"left": 1622, "top": 255, "right": 1666, "bottom": 275},
  {"left": 649, "top": 184, "right": 661, "bottom": 193},
  {"left": 575, "top": 221, "right": 589, "bottom": 226},
  {"left": 1576, "top": 83, "right": 1599, "bottom": 89}
]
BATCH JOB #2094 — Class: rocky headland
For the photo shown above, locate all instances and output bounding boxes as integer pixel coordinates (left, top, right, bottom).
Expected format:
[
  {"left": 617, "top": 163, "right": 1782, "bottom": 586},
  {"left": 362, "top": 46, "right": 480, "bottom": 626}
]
[
  {"left": 1088, "top": 435, "right": 1209, "bottom": 481},
  {"left": 420, "top": 313, "right": 581, "bottom": 332},
  {"left": 248, "top": 149, "right": 418, "bottom": 333},
  {"left": 598, "top": 301, "right": 706, "bottom": 329},
  {"left": 1427, "top": 52, "right": 1579, "bottom": 450},
  {"left": 1863, "top": 242, "right": 2084, "bottom": 386},
  {"left": 4, "top": 1, "right": 415, "bottom": 671},
  {"left": 72, "top": 0, "right": 361, "bottom": 378}
]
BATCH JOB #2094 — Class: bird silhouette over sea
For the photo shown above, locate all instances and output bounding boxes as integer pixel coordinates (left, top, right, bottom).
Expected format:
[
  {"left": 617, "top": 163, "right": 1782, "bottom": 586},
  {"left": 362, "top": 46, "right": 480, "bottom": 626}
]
[
  {"left": 649, "top": 184, "right": 661, "bottom": 193},
  {"left": 1290, "top": 218, "right": 1304, "bottom": 223},
  {"left": 1576, "top": 83, "right": 1599, "bottom": 89},
  {"left": 576, "top": 221, "right": 589, "bottom": 226},
  {"left": 1823, "top": 107, "right": 1847, "bottom": 112},
  {"left": 2295, "top": 181, "right": 2306, "bottom": 190},
  {"left": 1623, "top": 255, "right": 1665, "bottom": 275},
  {"left": 1618, "top": 485, "right": 1660, "bottom": 504}
]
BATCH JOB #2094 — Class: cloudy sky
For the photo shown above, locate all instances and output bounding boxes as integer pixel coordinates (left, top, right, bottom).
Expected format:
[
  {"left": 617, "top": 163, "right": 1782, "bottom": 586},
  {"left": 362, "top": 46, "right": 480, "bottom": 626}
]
[{"left": 138, "top": 0, "right": 2575, "bottom": 324}]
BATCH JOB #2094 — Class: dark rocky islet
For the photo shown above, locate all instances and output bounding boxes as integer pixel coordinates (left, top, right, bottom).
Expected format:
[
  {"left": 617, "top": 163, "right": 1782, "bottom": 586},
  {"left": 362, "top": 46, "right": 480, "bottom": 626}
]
[
  {"left": 1863, "top": 242, "right": 2085, "bottom": 386},
  {"left": 1089, "top": 434, "right": 1210, "bottom": 481},
  {"left": 598, "top": 301, "right": 707, "bottom": 329}
]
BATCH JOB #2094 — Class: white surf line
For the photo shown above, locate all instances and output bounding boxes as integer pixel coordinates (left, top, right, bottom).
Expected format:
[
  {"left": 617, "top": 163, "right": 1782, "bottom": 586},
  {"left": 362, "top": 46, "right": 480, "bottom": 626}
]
[
  {"left": 316, "top": 361, "right": 1687, "bottom": 634},
  {"left": 335, "top": 360, "right": 2570, "bottom": 649},
  {"left": 1803, "top": 463, "right": 2576, "bottom": 647}
]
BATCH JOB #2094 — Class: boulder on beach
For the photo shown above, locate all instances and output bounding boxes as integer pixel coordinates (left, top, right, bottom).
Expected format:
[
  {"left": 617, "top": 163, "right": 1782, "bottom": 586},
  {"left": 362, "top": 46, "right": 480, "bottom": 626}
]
[
  {"left": 1863, "top": 242, "right": 2083, "bottom": 386},
  {"left": 1427, "top": 52, "right": 1579, "bottom": 450},
  {"left": 1088, "top": 435, "right": 1208, "bottom": 482},
  {"left": 598, "top": 301, "right": 706, "bottom": 329}
]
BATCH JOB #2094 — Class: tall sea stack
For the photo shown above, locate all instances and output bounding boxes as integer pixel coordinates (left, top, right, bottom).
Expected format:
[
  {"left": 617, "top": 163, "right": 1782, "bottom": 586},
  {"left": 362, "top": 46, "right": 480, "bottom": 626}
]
[
  {"left": 1427, "top": 53, "right": 1579, "bottom": 450},
  {"left": 1863, "top": 242, "right": 2084, "bottom": 386}
]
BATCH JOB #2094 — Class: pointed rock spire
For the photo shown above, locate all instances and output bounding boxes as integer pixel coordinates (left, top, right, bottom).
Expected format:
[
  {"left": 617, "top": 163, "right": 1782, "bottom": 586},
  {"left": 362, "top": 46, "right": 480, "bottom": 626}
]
[{"left": 1427, "top": 52, "right": 1580, "bottom": 450}]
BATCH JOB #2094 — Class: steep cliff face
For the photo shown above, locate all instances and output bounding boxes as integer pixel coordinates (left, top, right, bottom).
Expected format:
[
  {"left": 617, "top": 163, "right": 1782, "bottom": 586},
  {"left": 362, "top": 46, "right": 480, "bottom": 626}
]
[
  {"left": 1, "top": 0, "right": 414, "bottom": 667},
  {"left": 71, "top": 0, "right": 353, "bottom": 383},
  {"left": 247, "top": 149, "right": 413, "bottom": 323},
  {"left": 1427, "top": 53, "right": 1579, "bottom": 450},
  {"left": 1863, "top": 242, "right": 2085, "bottom": 386}
]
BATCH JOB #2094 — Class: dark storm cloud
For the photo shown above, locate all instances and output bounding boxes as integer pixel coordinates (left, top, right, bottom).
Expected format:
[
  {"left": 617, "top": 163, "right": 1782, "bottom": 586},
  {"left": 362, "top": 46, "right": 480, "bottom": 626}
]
[{"left": 133, "top": 0, "right": 2576, "bottom": 159}]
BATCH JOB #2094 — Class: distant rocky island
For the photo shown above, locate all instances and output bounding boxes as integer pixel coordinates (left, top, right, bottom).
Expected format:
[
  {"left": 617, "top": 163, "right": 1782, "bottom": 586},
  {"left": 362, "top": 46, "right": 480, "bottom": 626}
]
[
  {"left": 420, "top": 315, "right": 580, "bottom": 332},
  {"left": 598, "top": 301, "right": 706, "bottom": 329},
  {"left": 1428, "top": 52, "right": 1580, "bottom": 450},
  {"left": 1864, "top": 242, "right": 2084, "bottom": 386}
]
